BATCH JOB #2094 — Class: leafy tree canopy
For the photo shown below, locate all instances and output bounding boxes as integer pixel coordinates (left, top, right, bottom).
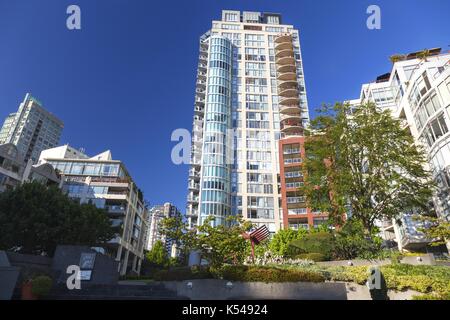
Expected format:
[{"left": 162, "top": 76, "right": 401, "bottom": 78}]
[
  {"left": 0, "top": 181, "right": 116, "bottom": 256},
  {"left": 302, "top": 102, "right": 435, "bottom": 234}
]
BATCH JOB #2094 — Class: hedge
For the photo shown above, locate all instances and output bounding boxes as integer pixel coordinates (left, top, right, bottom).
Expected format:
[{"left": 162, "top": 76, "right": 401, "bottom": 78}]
[
  {"left": 313, "top": 264, "right": 450, "bottom": 298},
  {"left": 152, "top": 265, "right": 325, "bottom": 283}
]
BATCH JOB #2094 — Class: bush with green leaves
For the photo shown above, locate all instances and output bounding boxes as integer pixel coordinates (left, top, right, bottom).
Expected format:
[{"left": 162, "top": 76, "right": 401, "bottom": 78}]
[
  {"left": 31, "top": 275, "right": 53, "bottom": 298},
  {"left": 287, "top": 232, "right": 334, "bottom": 260},
  {"left": 216, "top": 265, "right": 325, "bottom": 283},
  {"left": 333, "top": 219, "right": 383, "bottom": 260},
  {"left": 153, "top": 266, "right": 213, "bottom": 281},
  {"left": 268, "top": 228, "right": 308, "bottom": 257},
  {"left": 311, "top": 263, "right": 450, "bottom": 299}
]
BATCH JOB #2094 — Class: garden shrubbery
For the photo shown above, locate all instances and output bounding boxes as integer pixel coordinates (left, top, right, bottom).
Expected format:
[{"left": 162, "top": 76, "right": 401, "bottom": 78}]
[
  {"left": 287, "top": 232, "right": 334, "bottom": 260},
  {"left": 311, "top": 263, "right": 450, "bottom": 298},
  {"left": 294, "top": 253, "right": 327, "bottom": 262},
  {"left": 151, "top": 265, "right": 325, "bottom": 283}
]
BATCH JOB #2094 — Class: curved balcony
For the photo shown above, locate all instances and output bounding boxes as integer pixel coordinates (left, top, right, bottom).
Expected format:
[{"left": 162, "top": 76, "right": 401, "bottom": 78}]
[
  {"left": 277, "top": 72, "right": 297, "bottom": 81},
  {"left": 275, "top": 41, "right": 293, "bottom": 52},
  {"left": 281, "top": 125, "right": 303, "bottom": 136},
  {"left": 278, "top": 80, "right": 298, "bottom": 90},
  {"left": 275, "top": 34, "right": 292, "bottom": 44},
  {"left": 279, "top": 104, "right": 300, "bottom": 114},
  {"left": 280, "top": 97, "right": 300, "bottom": 106},
  {"left": 281, "top": 113, "right": 301, "bottom": 122},
  {"left": 277, "top": 64, "right": 296, "bottom": 74},
  {"left": 276, "top": 56, "right": 295, "bottom": 66},
  {"left": 275, "top": 48, "right": 294, "bottom": 59},
  {"left": 279, "top": 87, "right": 299, "bottom": 98}
]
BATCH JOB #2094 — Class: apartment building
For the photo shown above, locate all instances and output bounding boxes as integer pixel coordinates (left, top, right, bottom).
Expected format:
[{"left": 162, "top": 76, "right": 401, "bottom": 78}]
[
  {"left": 39, "top": 145, "right": 148, "bottom": 275},
  {"left": 348, "top": 48, "right": 450, "bottom": 251},
  {"left": 146, "top": 202, "right": 182, "bottom": 257},
  {"left": 0, "top": 93, "right": 63, "bottom": 163},
  {"left": 186, "top": 10, "right": 317, "bottom": 232},
  {"left": 0, "top": 143, "right": 60, "bottom": 192}
]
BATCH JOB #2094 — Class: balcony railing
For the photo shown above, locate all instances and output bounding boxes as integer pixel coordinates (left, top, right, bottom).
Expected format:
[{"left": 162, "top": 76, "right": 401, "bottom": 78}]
[
  {"left": 285, "top": 171, "right": 303, "bottom": 179},
  {"left": 287, "top": 196, "right": 306, "bottom": 204},
  {"left": 284, "top": 158, "right": 302, "bottom": 165}
]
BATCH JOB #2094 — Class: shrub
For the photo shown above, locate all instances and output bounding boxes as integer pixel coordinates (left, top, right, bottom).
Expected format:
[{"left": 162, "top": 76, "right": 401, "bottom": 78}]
[
  {"left": 215, "top": 265, "right": 325, "bottom": 283},
  {"left": 31, "top": 275, "right": 52, "bottom": 298},
  {"left": 269, "top": 228, "right": 307, "bottom": 257},
  {"left": 153, "top": 266, "right": 213, "bottom": 281},
  {"left": 287, "top": 232, "right": 334, "bottom": 259},
  {"left": 314, "top": 264, "right": 450, "bottom": 297},
  {"left": 295, "top": 253, "right": 326, "bottom": 262},
  {"left": 333, "top": 220, "right": 383, "bottom": 260}
]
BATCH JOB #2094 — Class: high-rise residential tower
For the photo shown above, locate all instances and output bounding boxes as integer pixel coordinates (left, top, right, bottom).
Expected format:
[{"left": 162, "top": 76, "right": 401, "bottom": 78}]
[
  {"left": 186, "top": 10, "right": 315, "bottom": 232},
  {"left": 0, "top": 93, "right": 64, "bottom": 163},
  {"left": 146, "top": 203, "right": 182, "bottom": 256}
]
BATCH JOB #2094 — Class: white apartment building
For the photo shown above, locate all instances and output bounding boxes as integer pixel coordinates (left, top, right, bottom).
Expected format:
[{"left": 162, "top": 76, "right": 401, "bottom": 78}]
[
  {"left": 39, "top": 145, "right": 149, "bottom": 275},
  {"left": 0, "top": 93, "right": 63, "bottom": 163},
  {"left": 186, "top": 10, "right": 311, "bottom": 232},
  {"left": 348, "top": 48, "right": 450, "bottom": 251}
]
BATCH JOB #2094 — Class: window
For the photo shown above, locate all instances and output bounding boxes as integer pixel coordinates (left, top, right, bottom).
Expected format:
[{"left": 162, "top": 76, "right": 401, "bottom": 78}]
[
  {"left": 266, "top": 15, "right": 280, "bottom": 25},
  {"left": 224, "top": 12, "right": 239, "bottom": 22}
]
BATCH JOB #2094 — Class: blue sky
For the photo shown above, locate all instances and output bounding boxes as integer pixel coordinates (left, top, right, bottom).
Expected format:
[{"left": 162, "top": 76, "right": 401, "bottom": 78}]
[{"left": 0, "top": 0, "right": 449, "bottom": 211}]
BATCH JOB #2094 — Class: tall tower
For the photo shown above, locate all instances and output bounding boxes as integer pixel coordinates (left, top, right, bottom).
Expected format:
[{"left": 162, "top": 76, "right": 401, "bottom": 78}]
[
  {"left": 0, "top": 93, "right": 64, "bottom": 163},
  {"left": 187, "top": 10, "right": 311, "bottom": 232}
]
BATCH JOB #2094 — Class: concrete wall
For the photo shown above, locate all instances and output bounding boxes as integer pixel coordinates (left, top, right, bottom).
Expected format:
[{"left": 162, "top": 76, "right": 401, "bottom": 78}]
[
  {"left": 317, "top": 259, "right": 391, "bottom": 267},
  {"left": 162, "top": 280, "right": 348, "bottom": 300},
  {"left": 160, "top": 280, "right": 424, "bottom": 300},
  {"left": 52, "top": 245, "right": 119, "bottom": 285},
  {"left": 345, "top": 282, "right": 422, "bottom": 300},
  {"left": 317, "top": 254, "right": 436, "bottom": 267}
]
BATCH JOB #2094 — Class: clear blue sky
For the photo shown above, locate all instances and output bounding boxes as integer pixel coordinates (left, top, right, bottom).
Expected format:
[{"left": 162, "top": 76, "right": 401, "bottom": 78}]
[{"left": 0, "top": 0, "right": 449, "bottom": 211}]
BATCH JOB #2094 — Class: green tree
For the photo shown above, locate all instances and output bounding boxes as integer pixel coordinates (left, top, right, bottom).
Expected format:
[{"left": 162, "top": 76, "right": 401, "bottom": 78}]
[
  {"left": 0, "top": 181, "right": 116, "bottom": 255},
  {"left": 414, "top": 215, "right": 450, "bottom": 247},
  {"left": 269, "top": 228, "right": 308, "bottom": 256},
  {"left": 302, "top": 102, "right": 434, "bottom": 234},
  {"left": 145, "top": 240, "right": 169, "bottom": 267},
  {"left": 159, "top": 214, "right": 197, "bottom": 262},
  {"left": 333, "top": 219, "right": 382, "bottom": 260},
  {"left": 196, "top": 215, "right": 253, "bottom": 268}
]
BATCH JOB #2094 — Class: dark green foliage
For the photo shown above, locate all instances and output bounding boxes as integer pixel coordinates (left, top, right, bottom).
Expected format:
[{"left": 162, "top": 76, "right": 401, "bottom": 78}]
[
  {"left": 287, "top": 232, "right": 334, "bottom": 259},
  {"left": 31, "top": 275, "right": 53, "bottom": 298},
  {"left": 153, "top": 266, "right": 213, "bottom": 281},
  {"left": 333, "top": 219, "right": 382, "bottom": 260},
  {"left": 153, "top": 265, "right": 325, "bottom": 283},
  {"left": 0, "top": 182, "right": 116, "bottom": 255}
]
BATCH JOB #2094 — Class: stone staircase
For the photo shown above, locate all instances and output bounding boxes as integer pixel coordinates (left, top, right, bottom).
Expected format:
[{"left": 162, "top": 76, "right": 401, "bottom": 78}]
[{"left": 48, "top": 282, "right": 187, "bottom": 300}]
